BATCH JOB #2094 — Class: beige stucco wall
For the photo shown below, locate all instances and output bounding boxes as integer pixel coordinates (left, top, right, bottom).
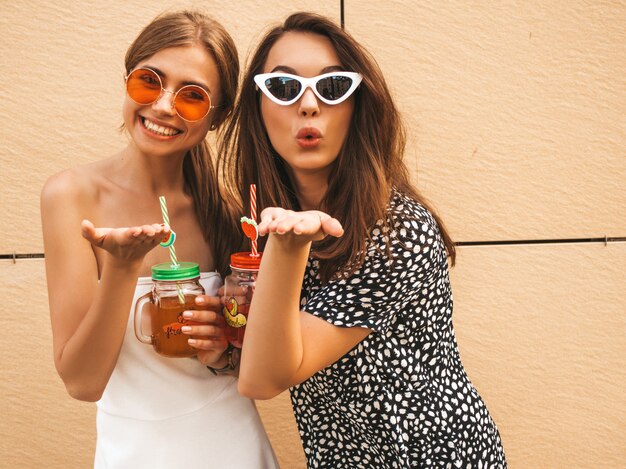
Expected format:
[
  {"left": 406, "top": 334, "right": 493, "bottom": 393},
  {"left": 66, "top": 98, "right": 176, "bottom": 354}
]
[{"left": 1, "top": 1, "right": 624, "bottom": 468}]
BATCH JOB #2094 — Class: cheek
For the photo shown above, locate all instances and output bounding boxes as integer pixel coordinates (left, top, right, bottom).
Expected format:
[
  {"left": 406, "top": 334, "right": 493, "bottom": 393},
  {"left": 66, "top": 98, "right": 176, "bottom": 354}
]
[
  {"left": 122, "top": 96, "right": 149, "bottom": 134},
  {"left": 330, "top": 107, "right": 354, "bottom": 147},
  {"left": 261, "top": 103, "right": 290, "bottom": 152},
  {"left": 122, "top": 97, "right": 136, "bottom": 126},
  {"left": 186, "top": 121, "right": 212, "bottom": 145}
]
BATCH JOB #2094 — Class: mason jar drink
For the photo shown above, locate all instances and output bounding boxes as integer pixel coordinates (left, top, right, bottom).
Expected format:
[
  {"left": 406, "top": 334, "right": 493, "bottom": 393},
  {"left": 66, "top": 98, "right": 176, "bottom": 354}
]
[
  {"left": 134, "top": 262, "right": 205, "bottom": 358},
  {"left": 223, "top": 252, "right": 261, "bottom": 348}
]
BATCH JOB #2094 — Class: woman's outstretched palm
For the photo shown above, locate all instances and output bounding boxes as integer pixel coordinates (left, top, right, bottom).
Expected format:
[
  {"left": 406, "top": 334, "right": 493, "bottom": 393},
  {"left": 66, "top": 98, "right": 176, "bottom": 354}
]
[{"left": 81, "top": 219, "right": 169, "bottom": 262}]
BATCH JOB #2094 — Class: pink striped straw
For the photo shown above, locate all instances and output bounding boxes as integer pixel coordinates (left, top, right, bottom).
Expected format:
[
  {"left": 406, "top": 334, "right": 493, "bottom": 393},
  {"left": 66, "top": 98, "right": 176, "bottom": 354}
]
[{"left": 250, "top": 184, "right": 258, "bottom": 257}]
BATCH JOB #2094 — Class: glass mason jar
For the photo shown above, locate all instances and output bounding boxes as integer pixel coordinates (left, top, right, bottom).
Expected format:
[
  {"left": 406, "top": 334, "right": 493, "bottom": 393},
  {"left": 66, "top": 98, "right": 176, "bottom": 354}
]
[
  {"left": 134, "top": 262, "right": 205, "bottom": 358},
  {"left": 223, "top": 252, "right": 262, "bottom": 348}
]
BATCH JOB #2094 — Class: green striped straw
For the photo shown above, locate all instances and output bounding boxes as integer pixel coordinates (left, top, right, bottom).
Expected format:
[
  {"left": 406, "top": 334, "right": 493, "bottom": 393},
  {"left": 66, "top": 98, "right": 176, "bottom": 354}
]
[
  {"left": 159, "top": 196, "right": 185, "bottom": 304},
  {"left": 159, "top": 196, "right": 179, "bottom": 267}
]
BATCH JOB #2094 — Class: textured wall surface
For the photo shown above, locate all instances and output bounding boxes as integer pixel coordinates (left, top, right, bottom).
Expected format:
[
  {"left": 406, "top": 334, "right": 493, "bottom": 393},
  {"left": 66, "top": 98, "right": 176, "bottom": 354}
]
[
  {"left": 349, "top": 1, "right": 625, "bottom": 242},
  {"left": 450, "top": 244, "right": 626, "bottom": 468},
  {"left": 1, "top": 1, "right": 624, "bottom": 468},
  {"left": 0, "top": 260, "right": 95, "bottom": 468}
]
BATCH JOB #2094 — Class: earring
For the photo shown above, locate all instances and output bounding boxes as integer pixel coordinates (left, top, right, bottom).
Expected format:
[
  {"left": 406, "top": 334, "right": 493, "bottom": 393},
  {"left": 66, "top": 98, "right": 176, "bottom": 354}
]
[{"left": 209, "top": 124, "right": 217, "bottom": 131}]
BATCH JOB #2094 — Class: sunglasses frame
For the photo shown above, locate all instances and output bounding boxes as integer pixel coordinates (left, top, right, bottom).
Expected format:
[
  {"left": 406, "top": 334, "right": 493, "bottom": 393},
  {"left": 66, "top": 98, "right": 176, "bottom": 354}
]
[
  {"left": 253, "top": 72, "right": 363, "bottom": 106},
  {"left": 125, "top": 67, "right": 216, "bottom": 122}
]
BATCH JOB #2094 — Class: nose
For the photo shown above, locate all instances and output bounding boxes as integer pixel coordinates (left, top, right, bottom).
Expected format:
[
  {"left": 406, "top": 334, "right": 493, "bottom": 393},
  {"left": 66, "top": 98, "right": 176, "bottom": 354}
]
[
  {"left": 152, "top": 88, "right": 177, "bottom": 117},
  {"left": 298, "top": 86, "right": 319, "bottom": 117}
]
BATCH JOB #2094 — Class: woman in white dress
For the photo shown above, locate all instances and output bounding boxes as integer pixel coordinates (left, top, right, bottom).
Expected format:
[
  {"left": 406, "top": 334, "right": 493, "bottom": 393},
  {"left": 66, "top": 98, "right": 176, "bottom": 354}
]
[{"left": 41, "top": 10, "right": 277, "bottom": 468}]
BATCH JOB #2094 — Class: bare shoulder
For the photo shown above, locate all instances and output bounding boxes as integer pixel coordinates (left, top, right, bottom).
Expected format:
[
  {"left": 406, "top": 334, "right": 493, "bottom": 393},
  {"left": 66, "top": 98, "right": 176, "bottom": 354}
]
[
  {"left": 40, "top": 158, "right": 117, "bottom": 216},
  {"left": 42, "top": 166, "right": 95, "bottom": 205}
]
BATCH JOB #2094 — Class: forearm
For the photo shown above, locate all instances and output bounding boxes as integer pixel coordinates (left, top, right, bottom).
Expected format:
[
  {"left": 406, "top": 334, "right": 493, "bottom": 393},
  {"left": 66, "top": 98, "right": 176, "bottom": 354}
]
[
  {"left": 238, "top": 234, "right": 311, "bottom": 398},
  {"left": 55, "top": 256, "right": 141, "bottom": 401}
]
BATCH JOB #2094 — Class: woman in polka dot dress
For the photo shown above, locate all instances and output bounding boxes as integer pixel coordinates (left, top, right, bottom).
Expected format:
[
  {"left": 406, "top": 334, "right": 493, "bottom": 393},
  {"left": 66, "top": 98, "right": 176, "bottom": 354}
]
[{"left": 224, "top": 12, "right": 507, "bottom": 468}]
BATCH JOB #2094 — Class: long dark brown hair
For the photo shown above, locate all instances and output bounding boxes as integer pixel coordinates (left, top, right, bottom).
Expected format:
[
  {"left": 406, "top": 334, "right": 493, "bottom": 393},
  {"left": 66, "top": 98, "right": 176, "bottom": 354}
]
[
  {"left": 125, "top": 10, "right": 241, "bottom": 275},
  {"left": 221, "top": 12, "right": 455, "bottom": 282}
]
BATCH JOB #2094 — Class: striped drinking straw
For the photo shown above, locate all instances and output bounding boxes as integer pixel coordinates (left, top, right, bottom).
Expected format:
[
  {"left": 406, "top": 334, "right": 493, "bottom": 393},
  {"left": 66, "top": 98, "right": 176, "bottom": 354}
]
[
  {"left": 159, "top": 196, "right": 179, "bottom": 267},
  {"left": 158, "top": 196, "right": 185, "bottom": 304},
  {"left": 250, "top": 184, "right": 258, "bottom": 257}
]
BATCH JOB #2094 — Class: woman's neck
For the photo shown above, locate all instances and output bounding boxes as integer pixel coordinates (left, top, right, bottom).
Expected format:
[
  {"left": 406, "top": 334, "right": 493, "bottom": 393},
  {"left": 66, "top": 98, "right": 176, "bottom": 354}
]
[
  {"left": 115, "top": 144, "right": 187, "bottom": 196},
  {"left": 290, "top": 175, "right": 327, "bottom": 211}
]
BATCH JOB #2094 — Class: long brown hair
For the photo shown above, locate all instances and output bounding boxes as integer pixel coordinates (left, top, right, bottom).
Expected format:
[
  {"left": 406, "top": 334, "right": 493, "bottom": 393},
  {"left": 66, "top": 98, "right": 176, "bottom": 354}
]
[
  {"left": 221, "top": 12, "right": 455, "bottom": 282},
  {"left": 125, "top": 10, "right": 241, "bottom": 275}
]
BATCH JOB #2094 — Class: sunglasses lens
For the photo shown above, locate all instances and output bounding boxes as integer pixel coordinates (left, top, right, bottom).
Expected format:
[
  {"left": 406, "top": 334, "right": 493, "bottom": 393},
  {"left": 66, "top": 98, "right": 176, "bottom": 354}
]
[
  {"left": 316, "top": 76, "right": 355, "bottom": 101},
  {"left": 175, "top": 86, "right": 211, "bottom": 121},
  {"left": 126, "top": 69, "right": 161, "bottom": 104},
  {"left": 264, "top": 76, "right": 302, "bottom": 102}
]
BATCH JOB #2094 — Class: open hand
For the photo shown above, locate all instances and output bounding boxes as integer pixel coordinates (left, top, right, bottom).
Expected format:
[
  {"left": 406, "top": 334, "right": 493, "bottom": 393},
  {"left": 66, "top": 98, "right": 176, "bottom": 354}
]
[
  {"left": 257, "top": 208, "right": 344, "bottom": 242},
  {"left": 81, "top": 219, "right": 169, "bottom": 262}
]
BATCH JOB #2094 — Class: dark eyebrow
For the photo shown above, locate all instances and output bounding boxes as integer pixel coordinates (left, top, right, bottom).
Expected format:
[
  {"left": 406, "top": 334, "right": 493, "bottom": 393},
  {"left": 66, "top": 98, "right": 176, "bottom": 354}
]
[
  {"left": 269, "top": 65, "right": 345, "bottom": 75},
  {"left": 270, "top": 65, "right": 297, "bottom": 74},
  {"left": 146, "top": 65, "right": 212, "bottom": 94}
]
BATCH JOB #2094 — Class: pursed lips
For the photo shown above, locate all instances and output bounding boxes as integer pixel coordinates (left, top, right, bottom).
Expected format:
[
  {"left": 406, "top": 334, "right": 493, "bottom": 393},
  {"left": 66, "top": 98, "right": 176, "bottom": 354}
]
[
  {"left": 296, "top": 127, "right": 322, "bottom": 139},
  {"left": 296, "top": 127, "right": 322, "bottom": 148}
]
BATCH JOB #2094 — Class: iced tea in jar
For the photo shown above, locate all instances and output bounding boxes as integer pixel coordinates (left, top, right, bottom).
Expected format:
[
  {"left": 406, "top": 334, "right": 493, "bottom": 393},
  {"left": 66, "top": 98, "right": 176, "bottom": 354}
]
[{"left": 134, "top": 262, "right": 205, "bottom": 358}]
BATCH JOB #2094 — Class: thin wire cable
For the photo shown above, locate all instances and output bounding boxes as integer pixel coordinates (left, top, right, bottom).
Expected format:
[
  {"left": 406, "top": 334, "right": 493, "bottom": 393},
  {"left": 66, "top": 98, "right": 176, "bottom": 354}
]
[
  {"left": 340, "top": 0, "right": 345, "bottom": 29},
  {"left": 456, "top": 237, "right": 626, "bottom": 247},
  {"left": 5, "top": 236, "right": 625, "bottom": 260}
]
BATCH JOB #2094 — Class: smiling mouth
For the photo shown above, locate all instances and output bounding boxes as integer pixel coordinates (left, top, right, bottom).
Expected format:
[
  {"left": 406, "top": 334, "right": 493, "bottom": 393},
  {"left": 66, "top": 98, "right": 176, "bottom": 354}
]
[{"left": 141, "top": 117, "right": 182, "bottom": 137}]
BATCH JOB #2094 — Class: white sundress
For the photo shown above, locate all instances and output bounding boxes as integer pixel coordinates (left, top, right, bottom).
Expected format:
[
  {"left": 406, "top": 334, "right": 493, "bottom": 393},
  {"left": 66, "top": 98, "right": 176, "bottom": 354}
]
[{"left": 95, "top": 272, "right": 278, "bottom": 469}]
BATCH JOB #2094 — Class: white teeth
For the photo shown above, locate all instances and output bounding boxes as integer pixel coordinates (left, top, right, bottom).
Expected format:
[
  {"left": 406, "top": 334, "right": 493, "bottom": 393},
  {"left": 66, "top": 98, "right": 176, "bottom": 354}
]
[{"left": 142, "top": 118, "right": 181, "bottom": 136}]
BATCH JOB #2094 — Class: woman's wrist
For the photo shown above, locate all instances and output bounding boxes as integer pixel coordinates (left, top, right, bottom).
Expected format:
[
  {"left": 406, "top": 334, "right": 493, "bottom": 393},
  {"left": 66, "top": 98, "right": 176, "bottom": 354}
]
[
  {"left": 270, "top": 231, "right": 314, "bottom": 249},
  {"left": 103, "top": 252, "right": 143, "bottom": 274},
  {"left": 206, "top": 344, "right": 240, "bottom": 375}
]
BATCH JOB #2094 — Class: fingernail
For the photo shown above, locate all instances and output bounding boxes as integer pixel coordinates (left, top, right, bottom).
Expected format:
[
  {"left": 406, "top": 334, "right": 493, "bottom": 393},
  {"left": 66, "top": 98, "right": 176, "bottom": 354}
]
[
  {"left": 182, "top": 311, "right": 193, "bottom": 318},
  {"left": 195, "top": 296, "right": 205, "bottom": 305},
  {"left": 188, "top": 339, "right": 197, "bottom": 345},
  {"left": 181, "top": 326, "right": 192, "bottom": 333}
]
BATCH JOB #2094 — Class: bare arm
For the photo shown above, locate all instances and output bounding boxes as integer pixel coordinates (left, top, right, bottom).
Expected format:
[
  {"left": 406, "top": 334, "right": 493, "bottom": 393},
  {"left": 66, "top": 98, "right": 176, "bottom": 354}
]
[
  {"left": 238, "top": 209, "right": 371, "bottom": 399},
  {"left": 41, "top": 171, "right": 167, "bottom": 401}
]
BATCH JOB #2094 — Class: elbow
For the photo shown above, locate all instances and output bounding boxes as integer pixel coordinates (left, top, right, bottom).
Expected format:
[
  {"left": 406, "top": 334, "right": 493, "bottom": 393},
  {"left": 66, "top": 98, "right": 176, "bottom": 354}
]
[
  {"left": 59, "top": 371, "right": 106, "bottom": 402},
  {"left": 65, "top": 381, "right": 105, "bottom": 402},
  {"left": 237, "top": 377, "right": 283, "bottom": 400},
  {"left": 55, "top": 354, "right": 107, "bottom": 402}
]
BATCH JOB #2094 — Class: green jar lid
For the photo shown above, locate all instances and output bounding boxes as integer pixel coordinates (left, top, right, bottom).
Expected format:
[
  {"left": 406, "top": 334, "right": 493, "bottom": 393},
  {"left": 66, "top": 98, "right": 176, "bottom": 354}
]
[{"left": 151, "top": 262, "right": 200, "bottom": 281}]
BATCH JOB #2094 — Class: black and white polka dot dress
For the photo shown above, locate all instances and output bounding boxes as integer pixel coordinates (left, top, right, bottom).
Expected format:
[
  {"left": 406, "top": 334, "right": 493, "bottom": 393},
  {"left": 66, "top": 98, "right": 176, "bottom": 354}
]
[{"left": 292, "top": 189, "right": 507, "bottom": 468}]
